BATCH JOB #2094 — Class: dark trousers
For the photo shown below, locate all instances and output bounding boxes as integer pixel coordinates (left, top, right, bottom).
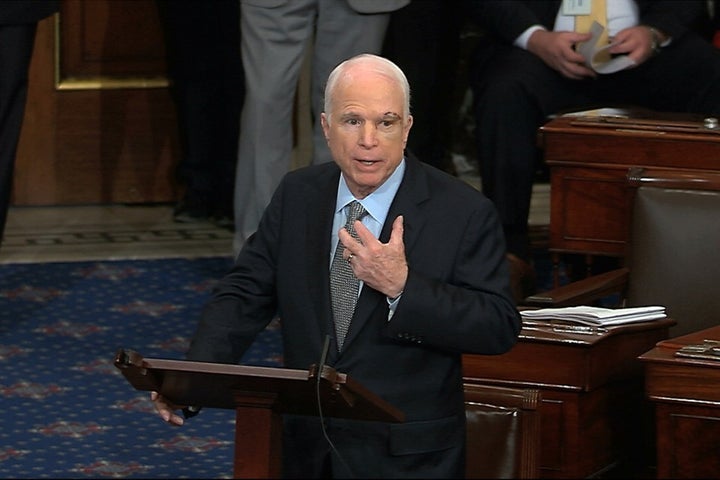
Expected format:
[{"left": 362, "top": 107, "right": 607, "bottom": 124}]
[
  {"left": 156, "top": 0, "right": 244, "bottom": 217},
  {"left": 0, "top": 23, "right": 38, "bottom": 242},
  {"left": 382, "top": 0, "right": 468, "bottom": 173}
]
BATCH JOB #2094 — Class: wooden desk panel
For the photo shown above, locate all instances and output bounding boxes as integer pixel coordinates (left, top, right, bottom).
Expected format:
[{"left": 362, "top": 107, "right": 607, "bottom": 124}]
[
  {"left": 549, "top": 165, "right": 633, "bottom": 256},
  {"left": 540, "top": 113, "right": 720, "bottom": 259},
  {"left": 639, "top": 326, "right": 720, "bottom": 478},
  {"left": 464, "top": 318, "right": 674, "bottom": 478},
  {"left": 654, "top": 403, "right": 720, "bottom": 479}
]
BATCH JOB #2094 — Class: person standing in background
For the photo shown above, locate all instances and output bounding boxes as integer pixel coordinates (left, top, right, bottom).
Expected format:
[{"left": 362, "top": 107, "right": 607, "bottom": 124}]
[
  {"left": 0, "top": 0, "right": 59, "bottom": 246},
  {"left": 156, "top": 0, "right": 244, "bottom": 229},
  {"left": 381, "top": 0, "right": 470, "bottom": 174},
  {"left": 232, "top": 0, "right": 409, "bottom": 254}
]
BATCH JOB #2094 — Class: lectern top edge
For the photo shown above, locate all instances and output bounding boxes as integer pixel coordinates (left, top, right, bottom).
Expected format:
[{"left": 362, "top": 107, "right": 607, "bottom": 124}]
[
  {"left": 114, "top": 348, "right": 405, "bottom": 423},
  {"left": 115, "top": 348, "right": 310, "bottom": 380}
]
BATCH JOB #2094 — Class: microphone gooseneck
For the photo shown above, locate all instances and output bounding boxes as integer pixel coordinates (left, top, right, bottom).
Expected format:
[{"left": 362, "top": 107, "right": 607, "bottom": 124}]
[{"left": 315, "top": 334, "right": 353, "bottom": 477}]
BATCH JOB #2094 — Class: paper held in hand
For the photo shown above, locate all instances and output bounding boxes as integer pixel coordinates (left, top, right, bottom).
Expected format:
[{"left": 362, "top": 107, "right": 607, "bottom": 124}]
[
  {"left": 521, "top": 305, "right": 666, "bottom": 327},
  {"left": 576, "top": 21, "right": 636, "bottom": 74}
]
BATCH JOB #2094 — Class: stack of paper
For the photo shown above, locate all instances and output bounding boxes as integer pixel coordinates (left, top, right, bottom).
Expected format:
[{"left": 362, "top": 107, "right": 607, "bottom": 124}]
[{"left": 520, "top": 305, "right": 666, "bottom": 327}]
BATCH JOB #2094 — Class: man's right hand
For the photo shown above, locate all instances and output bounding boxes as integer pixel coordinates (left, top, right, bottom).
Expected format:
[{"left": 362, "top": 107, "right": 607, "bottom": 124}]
[
  {"left": 527, "top": 30, "right": 597, "bottom": 80},
  {"left": 150, "top": 391, "right": 186, "bottom": 426}
]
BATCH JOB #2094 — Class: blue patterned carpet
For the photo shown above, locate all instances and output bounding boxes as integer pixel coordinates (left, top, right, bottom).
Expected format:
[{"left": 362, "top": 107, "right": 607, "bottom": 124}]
[{"left": 0, "top": 257, "right": 282, "bottom": 479}]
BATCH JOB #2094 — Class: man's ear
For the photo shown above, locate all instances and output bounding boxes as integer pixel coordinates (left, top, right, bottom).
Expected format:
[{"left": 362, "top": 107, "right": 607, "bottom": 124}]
[
  {"left": 321, "top": 112, "right": 330, "bottom": 142},
  {"left": 403, "top": 114, "right": 413, "bottom": 146}
]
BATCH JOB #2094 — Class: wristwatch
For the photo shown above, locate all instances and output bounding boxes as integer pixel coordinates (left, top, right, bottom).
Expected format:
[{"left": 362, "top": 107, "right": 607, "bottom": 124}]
[{"left": 647, "top": 27, "right": 662, "bottom": 55}]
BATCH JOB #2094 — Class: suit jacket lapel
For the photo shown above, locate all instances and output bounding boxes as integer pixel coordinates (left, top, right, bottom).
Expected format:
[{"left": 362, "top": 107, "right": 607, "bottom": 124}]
[
  {"left": 381, "top": 155, "right": 429, "bottom": 251},
  {"left": 342, "top": 156, "right": 430, "bottom": 350},
  {"left": 305, "top": 167, "right": 341, "bottom": 342}
]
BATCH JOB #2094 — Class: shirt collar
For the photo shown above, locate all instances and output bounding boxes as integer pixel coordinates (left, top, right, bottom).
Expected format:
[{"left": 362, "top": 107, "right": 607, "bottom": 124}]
[{"left": 335, "top": 159, "right": 406, "bottom": 225}]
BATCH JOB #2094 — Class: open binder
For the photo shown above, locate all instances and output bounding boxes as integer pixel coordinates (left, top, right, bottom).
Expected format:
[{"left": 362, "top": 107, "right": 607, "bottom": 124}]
[{"left": 114, "top": 349, "right": 403, "bottom": 478}]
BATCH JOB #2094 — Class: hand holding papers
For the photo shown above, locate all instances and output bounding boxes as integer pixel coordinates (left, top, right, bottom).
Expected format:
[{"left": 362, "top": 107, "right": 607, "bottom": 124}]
[
  {"left": 576, "top": 21, "right": 636, "bottom": 74},
  {"left": 521, "top": 305, "right": 666, "bottom": 327}
]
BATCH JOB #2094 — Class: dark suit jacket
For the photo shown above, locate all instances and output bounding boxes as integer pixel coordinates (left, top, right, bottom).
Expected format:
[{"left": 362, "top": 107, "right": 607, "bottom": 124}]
[
  {"left": 187, "top": 154, "right": 521, "bottom": 477},
  {"left": 472, "top": 0, "right": 706, "bottom": 42},
  {"left": 0, "top": 0, "right": 59, "bottom": 24}
]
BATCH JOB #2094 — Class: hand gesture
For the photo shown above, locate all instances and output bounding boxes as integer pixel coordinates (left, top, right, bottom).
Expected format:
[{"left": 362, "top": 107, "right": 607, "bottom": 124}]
[{"left": 339, "top": 215, "right": 407, "bottom": 299}]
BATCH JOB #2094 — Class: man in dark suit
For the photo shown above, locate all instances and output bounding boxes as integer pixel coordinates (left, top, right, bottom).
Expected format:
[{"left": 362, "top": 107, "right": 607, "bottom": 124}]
[
  {"left": 381, "top": 0, "right": 470, "bottom": 173},
  {"left": 468, "top": 0, "right": 720, "bottom": 300},
  {"left": 152, "top": 53, "right": 521, "bottom": 478},
  {"left": 156, "top": 0, "right": 244, "bottom": 228},
  {"left": 0, "top": 0, "right": 59, "bottom": 245}
]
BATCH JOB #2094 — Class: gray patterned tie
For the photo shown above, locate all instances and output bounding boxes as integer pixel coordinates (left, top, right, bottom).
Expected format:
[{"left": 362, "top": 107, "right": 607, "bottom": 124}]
[{"left": 330, "top": 200, "right": 367, "bottom": 350}]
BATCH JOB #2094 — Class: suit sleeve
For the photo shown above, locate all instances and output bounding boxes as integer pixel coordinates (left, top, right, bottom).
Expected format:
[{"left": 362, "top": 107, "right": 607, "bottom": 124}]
[
  {"left": 638, "top": 0, "right": 706, "bottom": 40},
  {"left": 470, "top": 0, "right": 551, "bottom": 43},
  {"left": 185, "top": 179, "right": 285, "bottom": 364}
]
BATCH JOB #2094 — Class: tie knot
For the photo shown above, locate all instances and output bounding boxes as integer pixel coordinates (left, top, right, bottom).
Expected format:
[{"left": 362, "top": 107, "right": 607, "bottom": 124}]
[{"left": 347, "top": 201, "right": 366, "bottom": 224}]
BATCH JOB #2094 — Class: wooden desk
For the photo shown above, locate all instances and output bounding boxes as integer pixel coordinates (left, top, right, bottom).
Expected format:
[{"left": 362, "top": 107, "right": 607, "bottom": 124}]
[
  {"left": 463, "top": 318, "right": 675, "bottom": 478},
  {"left": 539, "top": 112, "right": 720, "bottom": 275},
  {"left": 639, "top": 325, "right": 720, "bottom": 479}
]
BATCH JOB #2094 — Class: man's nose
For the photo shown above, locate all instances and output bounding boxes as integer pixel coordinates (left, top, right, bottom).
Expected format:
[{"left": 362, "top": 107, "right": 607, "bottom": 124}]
[{"left": 359, "top": 124, "right": 379, "bottom": 147}]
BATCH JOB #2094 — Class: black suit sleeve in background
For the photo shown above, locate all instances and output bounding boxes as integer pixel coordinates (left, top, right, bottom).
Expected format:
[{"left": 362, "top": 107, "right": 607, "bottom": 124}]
[{"left": 0, "top": 0, "right": 59, "bottom": 243}]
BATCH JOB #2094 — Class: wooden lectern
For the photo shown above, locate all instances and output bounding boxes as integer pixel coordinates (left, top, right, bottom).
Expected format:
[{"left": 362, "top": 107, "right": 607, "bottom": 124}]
[{"left": 114, "top": 349, "right": 404, "bottom": 478}]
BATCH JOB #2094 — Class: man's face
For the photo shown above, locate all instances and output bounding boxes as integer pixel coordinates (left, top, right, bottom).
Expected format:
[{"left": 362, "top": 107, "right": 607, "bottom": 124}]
[{"left": 321, "top": 67, "right": 412, "bottom": 199}]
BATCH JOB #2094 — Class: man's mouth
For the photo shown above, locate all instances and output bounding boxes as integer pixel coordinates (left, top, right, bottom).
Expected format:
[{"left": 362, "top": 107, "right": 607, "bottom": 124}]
[{"left": 356, "top": 158, "right": 377, "bottom": 166}]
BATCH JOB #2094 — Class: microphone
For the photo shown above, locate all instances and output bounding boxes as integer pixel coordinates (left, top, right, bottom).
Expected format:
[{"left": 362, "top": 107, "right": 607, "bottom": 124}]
[
  {"left": 315, "top": 334, "right": 331, "bottom": 430},
  {"left": 318, "top": 334, "right": 331, "bottom": 376},
  {"left": 315, "top": 334, "right": 353, "bottom": 477},
  {"left": 315, "top": 334, "right": 331, "bottom": 404},
  {"left": 315, "top": 333, "right": 331, "bottom": 393}
]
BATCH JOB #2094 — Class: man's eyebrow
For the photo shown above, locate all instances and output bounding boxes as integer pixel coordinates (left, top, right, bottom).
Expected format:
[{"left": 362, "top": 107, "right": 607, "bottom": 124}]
[{"left": 336, "top": 111, "right": 402, "bottom": 121}]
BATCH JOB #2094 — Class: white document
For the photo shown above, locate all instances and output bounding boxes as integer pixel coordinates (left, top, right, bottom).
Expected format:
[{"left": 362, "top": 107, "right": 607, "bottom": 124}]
[
  {"left": 521, "top": 305, "right": 666, "bottom": 326},
  {"left": 576, "top": 21, "right": 636, "bottom": 74},
  {"left": 562, "top": 107, "right": 632, "bottom": 118}
]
